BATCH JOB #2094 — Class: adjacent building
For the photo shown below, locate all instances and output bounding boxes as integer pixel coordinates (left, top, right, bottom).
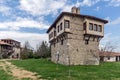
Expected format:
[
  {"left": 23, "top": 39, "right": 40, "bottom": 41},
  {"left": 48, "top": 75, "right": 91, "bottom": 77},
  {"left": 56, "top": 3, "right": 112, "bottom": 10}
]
[
  {"left": 1, "top": 39, "right": 21, "bottom": 59},
  {"left": 47, "top": 7, "right": 108, "bottom": 65},
  {"left": 99, "top": 52, "right": 120, "bottom": 62},
  {"left": 0, "top": 41, "right": 13, "bottom": 58}
]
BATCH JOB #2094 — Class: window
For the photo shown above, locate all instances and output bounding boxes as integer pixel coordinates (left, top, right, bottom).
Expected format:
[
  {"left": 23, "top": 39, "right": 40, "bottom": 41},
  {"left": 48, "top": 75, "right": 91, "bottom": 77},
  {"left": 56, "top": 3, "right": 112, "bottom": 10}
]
[
  {"left": 49, "top": 32, "right": 53, "bottom": 39},
  {"left": 108, "top": 57, "right": 110, "bottom": 60},
  {"left": 58, "top": 26, "right": 59, "bottom": 32},
  {"left": 83, "top": 22, "right": 86, "bottom": 30},
  {"left": 60, "top": 23, "right": 62, "bottom": 31},
  {"left": 98, "top": 25, "right": 102, "bottom": 32},
  {"left": 85, "top": 40, "right": 89, "bottom": 45},
  {"left": 49, "top": 34, "right": 50, "bottom": 39},
  {"left": 52, "top": 32, "right": 53, "bottom": 37},
  {"left": 94, "top": 24, "right": 97, "bottom": 31},
  {"left": 64, "top": 20, "right": 70, "bottom": 28},
  {"left": 54, "top": 31, "right": 56, "bottom": 36},
  {"left": 89, "top": 23, "right": 93, "bottom": 30}
]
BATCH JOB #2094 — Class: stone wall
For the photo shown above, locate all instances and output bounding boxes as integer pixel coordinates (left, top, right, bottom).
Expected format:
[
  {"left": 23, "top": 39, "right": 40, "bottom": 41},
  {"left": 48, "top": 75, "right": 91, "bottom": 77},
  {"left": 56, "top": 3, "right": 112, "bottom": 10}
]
[
  {"left": 67, "top": 16, "right": 99, "bottom": 65},
  {"left": 51, "top": 34, "right": 69, "bottom": 65},
  {"left": 51, "top": 15, "right": 101, "bottom": 65}
]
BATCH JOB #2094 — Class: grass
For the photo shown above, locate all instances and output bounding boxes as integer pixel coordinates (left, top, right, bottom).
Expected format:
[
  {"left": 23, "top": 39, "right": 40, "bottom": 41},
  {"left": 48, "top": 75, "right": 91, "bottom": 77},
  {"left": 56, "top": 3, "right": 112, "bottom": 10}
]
[
  {"left": 0, "top": 67, "right": 14, "bottom": 80},
  {"left": 10, "top": 59, "right": 120, "bottom": 80}
]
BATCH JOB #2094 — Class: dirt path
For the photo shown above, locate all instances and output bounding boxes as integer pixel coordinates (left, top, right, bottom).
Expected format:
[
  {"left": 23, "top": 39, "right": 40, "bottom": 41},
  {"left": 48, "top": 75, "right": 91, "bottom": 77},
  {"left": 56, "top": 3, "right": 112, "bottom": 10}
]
[{"left": 0, "top": 60, "right": 42, "bottom": 80}]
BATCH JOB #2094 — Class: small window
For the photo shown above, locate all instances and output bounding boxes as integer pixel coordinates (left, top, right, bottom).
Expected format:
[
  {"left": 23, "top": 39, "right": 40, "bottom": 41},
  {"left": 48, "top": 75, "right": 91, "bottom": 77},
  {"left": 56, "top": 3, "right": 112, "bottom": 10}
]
[
  {"left": 89, "top": 23, "right": 93, "bottom": 30},
  {"left": 49, "top": 35, "right": 50, "bottom": 39},
  {"left": 64, "top": 20, "right": 70, "bottom": 28},
  {"left": 58, "top": 26, "right": 59, "bottom": 32},
  {"left": 85, "top": 40, "right": 89, "bottom": 45},
  {"left": 83, "top": 22, "right": 86, "bottom": 30},
  {"left": 108, "top": 57, "right": 110, "bottom": 60},
  {"left": 94, "top": 24, "right": 97, "bottom": 31},
  {"left": 98, "top": 25, "right": 102, "bottom": 32},
  {"left": 60, "top": 23, "right": 62, "bottom": 31},
  {"left": 51, "top": 32, "right": 53, "bottom": 37},
  {"left": 49, "top": 32, "right": 53, "bottom": 39},
  {"left": 54, "top": 31, "right": 56, "bottom": 36}
]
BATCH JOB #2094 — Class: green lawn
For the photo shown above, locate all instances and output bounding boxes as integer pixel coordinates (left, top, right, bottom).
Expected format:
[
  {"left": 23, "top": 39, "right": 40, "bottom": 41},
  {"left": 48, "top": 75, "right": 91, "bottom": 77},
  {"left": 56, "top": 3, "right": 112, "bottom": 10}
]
[
  {"left": 0, "top": 67, "right": 14, "bottom": 80},
  {"left": 11, "top": 59, "right": 120, "bottom": 80}
]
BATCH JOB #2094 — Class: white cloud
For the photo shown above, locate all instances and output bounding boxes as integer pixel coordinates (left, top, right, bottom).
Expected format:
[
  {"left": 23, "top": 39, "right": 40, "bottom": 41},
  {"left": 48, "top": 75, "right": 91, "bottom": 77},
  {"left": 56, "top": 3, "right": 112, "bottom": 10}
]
[
  {"left": 19, "top": 0, "right": 68, "bottom": 16},
  {"left": 0, "top": 31, "right": 48, "bottom": 49},
  {"left": 0, "top": 0, "right": 101, "bottom": 31},
  {"left": 94, "top": 6, "right": 100, "bottom": 11},
  {"left": 101, "top": 17, "right": 120, "bottom": 52},
  {"left": 0, "top": 17, "right": 49, "bottom": 30},
  {"left": 109, "top": 0, "right": 120, "bottom": 7},
  {"left": 0, "top": 0, "right": 13, "bottom": 16},
  {"left": 0, "top": 0, "right": 102, "bottom": 50},
  {"left": 100, "top": 33, "right": 120, "bottom": 52},
  {"left": 107, "top": 17, "right": 120, "bottom": 26},
  {"left": 0, "top": 5, "right": 11, "bottom": 16},
  {"left": 19, "top": 0, "right": 99, "bottom": 16},
  {"left": 103, "top": 0, "right": 110, "bottom": 1},
  {"left": 0, "top": 6, "right": 10, "bottom": 12},
  {"left": 0, "top": 0, "right": 5, "bottom": 4},
  {"left": 104, "top": 16, "right": 111, "bottom": 21},
  {"left": 80, "top": 0, "right": 100, "bottom": 6},
  {"left": 100, "top": 33, "right": 112, "bottom": 44}
]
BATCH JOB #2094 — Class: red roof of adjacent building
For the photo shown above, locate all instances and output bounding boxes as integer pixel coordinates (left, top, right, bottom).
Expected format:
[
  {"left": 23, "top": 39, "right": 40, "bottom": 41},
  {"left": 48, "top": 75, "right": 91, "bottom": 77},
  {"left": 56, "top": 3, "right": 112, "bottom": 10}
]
[
  {"left": 0, "top": 41, "right": 11, "bottom": 46},
  {"left": 99, "top": 52, "right": 120, "bottom": 57},
  {"left": 1, "top": 38, "right": 20, "bottom": 43}
]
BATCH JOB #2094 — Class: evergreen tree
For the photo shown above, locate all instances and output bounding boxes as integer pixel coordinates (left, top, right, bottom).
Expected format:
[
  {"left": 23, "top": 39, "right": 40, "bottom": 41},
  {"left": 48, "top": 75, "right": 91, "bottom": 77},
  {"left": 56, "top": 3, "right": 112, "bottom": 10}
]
[
  {"left": 35, "top": 41, "right": 50, "bottom": 58},
  {"left": 21, "top": 41, "right": 34, "bottom": 59}
]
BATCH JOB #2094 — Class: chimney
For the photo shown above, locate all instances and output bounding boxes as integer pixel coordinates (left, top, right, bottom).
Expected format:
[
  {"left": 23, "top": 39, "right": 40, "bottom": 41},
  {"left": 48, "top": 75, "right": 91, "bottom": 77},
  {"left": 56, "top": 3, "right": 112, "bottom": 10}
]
[
  {"left": 76, "top": 7, "right": 80, "bottom": 14},
  {"left": 71, "top": 6, "right": 80, "bottom": 14},
  {"left": 71, "top": 6, "right": 77, "bottom": 14}
]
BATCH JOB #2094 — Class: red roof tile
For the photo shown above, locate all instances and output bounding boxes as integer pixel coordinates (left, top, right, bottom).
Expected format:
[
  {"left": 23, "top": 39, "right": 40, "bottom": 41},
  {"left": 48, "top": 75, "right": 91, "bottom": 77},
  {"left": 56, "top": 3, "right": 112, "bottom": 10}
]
[{"left": 99, "top": 52, "right": 120, "bottom": 57}]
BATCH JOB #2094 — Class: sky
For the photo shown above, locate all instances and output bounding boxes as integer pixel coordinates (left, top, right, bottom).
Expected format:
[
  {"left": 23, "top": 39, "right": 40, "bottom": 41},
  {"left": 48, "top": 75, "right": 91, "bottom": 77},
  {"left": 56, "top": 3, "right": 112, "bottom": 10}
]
[{"left": 0, "top": 0, "right": 120, "bottom": 51}]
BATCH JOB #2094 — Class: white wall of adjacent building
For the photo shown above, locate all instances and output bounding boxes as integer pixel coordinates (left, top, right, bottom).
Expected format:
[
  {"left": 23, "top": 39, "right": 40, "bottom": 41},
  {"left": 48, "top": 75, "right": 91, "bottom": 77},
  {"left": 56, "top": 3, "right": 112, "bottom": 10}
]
[{"left": 104, "top": 57, "right": 116, "bottom": 62}]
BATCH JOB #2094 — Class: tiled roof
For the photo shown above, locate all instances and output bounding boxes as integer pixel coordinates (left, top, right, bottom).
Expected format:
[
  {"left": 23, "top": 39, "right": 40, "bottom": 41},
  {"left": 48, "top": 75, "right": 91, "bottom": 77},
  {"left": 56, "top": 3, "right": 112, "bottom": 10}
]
[{"left": 99, "top": 52, "right": 120, "bottom": 57}]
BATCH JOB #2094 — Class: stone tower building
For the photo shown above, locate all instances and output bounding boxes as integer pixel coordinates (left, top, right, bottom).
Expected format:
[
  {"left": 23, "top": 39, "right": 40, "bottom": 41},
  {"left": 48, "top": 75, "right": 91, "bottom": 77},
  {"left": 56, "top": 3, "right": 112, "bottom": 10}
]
[{"left": 47, "top": 7, "right": 108, "bottom": 65}]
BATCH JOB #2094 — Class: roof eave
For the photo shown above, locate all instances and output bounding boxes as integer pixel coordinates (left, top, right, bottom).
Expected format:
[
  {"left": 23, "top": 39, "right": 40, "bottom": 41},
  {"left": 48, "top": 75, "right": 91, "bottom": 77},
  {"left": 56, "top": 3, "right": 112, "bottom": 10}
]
[{"left": 46, "top": 12, "right": 109, "bottom": 33}]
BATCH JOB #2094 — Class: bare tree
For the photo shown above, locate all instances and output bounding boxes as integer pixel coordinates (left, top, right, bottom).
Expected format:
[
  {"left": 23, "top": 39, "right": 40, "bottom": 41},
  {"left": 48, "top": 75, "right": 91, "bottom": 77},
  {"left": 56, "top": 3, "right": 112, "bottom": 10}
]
[
  {"left": 35, "top": 41, "right": 50, "bottom": 58},
  {"left": 99, "top": 41, "right": 117, "bottom": 62},
  {"left": 21, "top": 41, "right": 34, "bottom": 59},
  {"left": 100, "top": 42, "right": 117, "bottom": 52}
]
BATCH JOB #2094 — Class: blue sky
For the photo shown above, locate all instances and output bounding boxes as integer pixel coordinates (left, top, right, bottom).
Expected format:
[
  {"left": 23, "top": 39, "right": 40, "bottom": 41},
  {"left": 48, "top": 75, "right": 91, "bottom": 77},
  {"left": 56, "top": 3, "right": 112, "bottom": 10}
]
[{"left": 0, "top": 0, "right": 120, "bottom": 51}]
